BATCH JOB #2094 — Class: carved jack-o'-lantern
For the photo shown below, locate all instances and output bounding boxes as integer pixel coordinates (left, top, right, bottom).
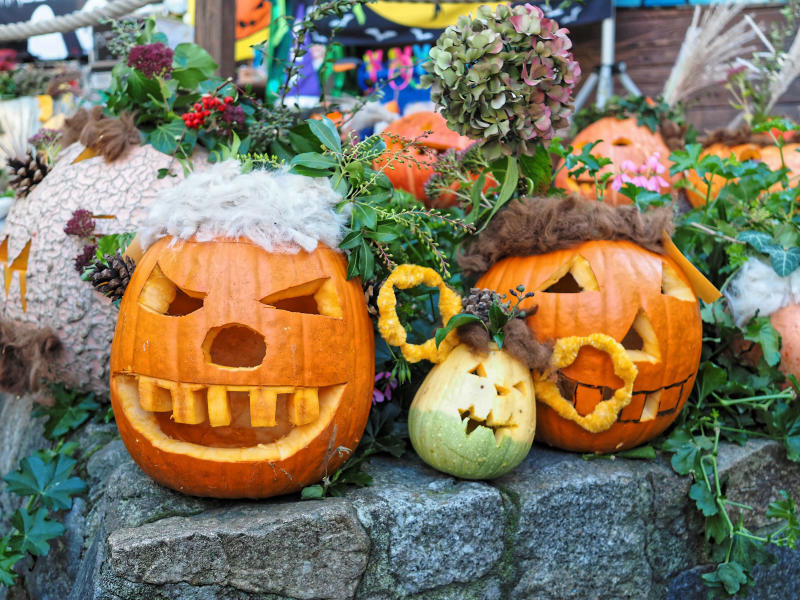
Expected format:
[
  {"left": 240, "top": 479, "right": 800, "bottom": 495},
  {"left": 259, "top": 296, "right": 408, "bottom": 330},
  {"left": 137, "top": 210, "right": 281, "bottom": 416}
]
[
  {"left": 110, "top": 236, "right": 374, "bottom": 498},
  {"left": 0, "top": 143, "right": 208, "bottom": 394},
  {"left": 554, "top": 117, "right": 674, "bottom": 206},
  {"left": 478, "top": 240, "right": 702, "bottom": 453},
  {"left": 236, "top": 0, "right": 272, "bottom": 40},
  {"left": 409, "top": 343, "right": 536, "bottom": 479}
]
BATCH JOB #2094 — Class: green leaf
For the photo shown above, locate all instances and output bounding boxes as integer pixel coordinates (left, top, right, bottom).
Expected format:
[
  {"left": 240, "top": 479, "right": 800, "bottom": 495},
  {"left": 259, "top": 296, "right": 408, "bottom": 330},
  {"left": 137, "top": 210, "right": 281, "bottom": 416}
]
[
  {"left": 339, "top": 231, "right": 363, "bottom": 250},
  {"left": 769, "top": 246, "right": 800, "bottom": 277},
  {"left": 352, "top": 203, "right": 377, "bottom": 229},
  {"left": 10, "top": 508, "right": 64, "bottom": 557},
  {"left": 689, "top": 481, "right": 719, "bottom": 516},
  {"left": 172, "top": 43, "right": 218, "bottom": 78},
  {"left": 488, "top": 303, "right": 508, "bottom": 335},
  {"left": 743, "top": 316, "right": 782, "bottom": 367},
  {"left": 0, "top": 534, "right": 23, "bottom": 587},
  {"left": 300, "top": 485, "right": 324, "bottom": 499},
  {"left": 33, "top": 385, "right": 99, "bottom": 440},
  {"left": 4, "top": 454, "right": 86, "bottom": 511},
  {"left": 698, "top": 362, "right": 727, "bottom": 404},
  {"left": 479, "top": 156, "right": 518, "bottom": 232},
  {"left": 146, "top": 119, "right": 186, "bottom": 155},
  {"left": 519, "top": 145, "right": 551, "bottom": 194},
  {"left": 617, "top": 445, "right": 657, "bottom": 460},
  {"left": 434, "top": 313, "right": 485, "bottom": 348},
  {"left": 702, "top": 561, "right": 748, "bottom": 595},
  {"left": 290, "top": 152, "right": 337, "bottom": 171},
  {"left": 306, "top": 117, "right": 342, "bottom": 153}
]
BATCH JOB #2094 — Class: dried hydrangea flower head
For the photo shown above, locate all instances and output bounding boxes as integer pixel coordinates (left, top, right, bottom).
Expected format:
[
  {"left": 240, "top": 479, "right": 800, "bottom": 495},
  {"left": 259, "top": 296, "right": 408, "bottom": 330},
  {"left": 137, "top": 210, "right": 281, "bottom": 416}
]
[{"left": 421, "top": 3, "right": 580, "bottom": 160}]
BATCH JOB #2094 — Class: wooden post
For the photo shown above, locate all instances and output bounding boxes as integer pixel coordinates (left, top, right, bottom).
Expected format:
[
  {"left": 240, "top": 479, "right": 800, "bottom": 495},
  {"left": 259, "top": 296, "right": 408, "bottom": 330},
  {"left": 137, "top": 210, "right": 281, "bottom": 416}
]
[{"left": 194, "top": 0, "right": 236, "bottom": 79}]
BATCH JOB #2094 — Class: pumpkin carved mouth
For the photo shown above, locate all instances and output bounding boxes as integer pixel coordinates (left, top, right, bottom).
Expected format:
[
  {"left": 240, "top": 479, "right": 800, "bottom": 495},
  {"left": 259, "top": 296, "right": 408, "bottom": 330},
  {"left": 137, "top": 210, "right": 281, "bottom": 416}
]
[{"left": 112, "top": 374, "right": 347, "bottom": 453}]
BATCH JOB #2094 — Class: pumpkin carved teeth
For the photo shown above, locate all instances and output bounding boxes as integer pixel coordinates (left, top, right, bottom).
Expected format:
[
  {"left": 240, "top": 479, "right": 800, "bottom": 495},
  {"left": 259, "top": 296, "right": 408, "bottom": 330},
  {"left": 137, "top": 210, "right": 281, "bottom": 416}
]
[{"left": 128, "top": 374, "right": 322, "bottom": 428}]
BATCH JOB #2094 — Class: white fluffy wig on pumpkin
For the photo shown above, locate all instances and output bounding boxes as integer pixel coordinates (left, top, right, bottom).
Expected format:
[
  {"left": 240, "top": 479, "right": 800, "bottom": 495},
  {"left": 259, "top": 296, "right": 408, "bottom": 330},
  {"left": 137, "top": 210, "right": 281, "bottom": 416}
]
[
  {"left": 725, "top": 257, "right": 800, "bottom": 326},
  {"left": 138, "top": 160, "right": 347, "bottom": 253}
]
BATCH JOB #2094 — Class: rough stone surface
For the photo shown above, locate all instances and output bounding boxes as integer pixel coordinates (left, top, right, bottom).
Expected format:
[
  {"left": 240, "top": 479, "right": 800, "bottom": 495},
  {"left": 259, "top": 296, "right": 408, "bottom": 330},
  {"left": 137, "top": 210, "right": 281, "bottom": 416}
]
[
  {"left": 106, "top": 501, "right": 369, "bottom": 600},
  {"left": 2, "top": 397, "right": 800, "bottom": 600}
]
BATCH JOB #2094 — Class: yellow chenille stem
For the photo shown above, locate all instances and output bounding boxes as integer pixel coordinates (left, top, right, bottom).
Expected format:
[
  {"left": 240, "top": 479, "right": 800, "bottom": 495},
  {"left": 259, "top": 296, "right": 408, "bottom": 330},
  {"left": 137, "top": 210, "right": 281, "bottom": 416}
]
[
  {"left": 377, "top": 264, "right": 463, "bottom": 364},
  {"left": 533, "top": 333, "right": 638, "bottom": 433}
]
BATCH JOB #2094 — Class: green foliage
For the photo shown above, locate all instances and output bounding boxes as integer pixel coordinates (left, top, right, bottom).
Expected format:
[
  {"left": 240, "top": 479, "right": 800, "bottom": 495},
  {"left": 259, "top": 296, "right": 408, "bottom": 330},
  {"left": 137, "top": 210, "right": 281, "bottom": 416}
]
[
  {"left": 664, "top": 129, "right": 800, "bottom": 597},
  {"left": 0, "top": 385, "right": 98, "bottom": 588},
  {"left": 301, "top": 398, "right": 407, "bottom": 499},
  {"left": 572, "top": 94, "right": 688, "bottom": 135}
]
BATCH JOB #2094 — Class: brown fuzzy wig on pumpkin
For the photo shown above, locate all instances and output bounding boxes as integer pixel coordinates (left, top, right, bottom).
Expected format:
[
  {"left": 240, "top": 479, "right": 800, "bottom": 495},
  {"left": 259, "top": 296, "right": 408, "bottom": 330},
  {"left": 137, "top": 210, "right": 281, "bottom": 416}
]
[
  {"left": 458, "top": 195, "right": 674, "bottom": 278},
  {"left": 455, "top": 195, "right": 675, "bottom": 369},
  {"left": 0, "top": 318, "right": 63, "bottom": 396},
  {"left": 60, "top": 107, "right": 141, "bottom": 161}
]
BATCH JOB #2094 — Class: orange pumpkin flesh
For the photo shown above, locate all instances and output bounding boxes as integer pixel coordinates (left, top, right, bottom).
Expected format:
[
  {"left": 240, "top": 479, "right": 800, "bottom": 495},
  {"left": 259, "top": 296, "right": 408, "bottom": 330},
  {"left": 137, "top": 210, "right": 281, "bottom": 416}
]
[
  {"left": 554, "top": 117, "right": 674, "bottom": 206},
  {"left": 110, "top": 237, "right": 374, "bottom": 498},
  {"left": 477, "top": 240, "right": 702, "bottom": 453},
  {"left": 373, "top": 111, "right": 473, "bottom": 205}
]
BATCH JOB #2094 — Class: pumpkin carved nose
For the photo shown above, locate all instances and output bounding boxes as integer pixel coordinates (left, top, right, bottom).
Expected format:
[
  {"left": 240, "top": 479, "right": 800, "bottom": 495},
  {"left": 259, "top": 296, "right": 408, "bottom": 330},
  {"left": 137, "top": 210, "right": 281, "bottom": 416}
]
[{"left": 203, "top": 324, "right": 267, "bottom": 368}]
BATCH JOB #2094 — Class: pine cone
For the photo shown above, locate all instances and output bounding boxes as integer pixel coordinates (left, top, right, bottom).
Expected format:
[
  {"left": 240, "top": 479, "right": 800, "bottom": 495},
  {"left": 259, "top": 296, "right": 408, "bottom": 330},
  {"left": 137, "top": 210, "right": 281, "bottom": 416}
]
[
  {"left": 462, "top": 287, "right": 503, "bottom": 324},
  {"left": 363, "top": 278, "right": 383, "bottom": 318},
  {"left": 7, "top": 150, "right": 49, "bottom": 198},
  {"left": 91, "top": 253, "right": 136, "bottom": 301}
]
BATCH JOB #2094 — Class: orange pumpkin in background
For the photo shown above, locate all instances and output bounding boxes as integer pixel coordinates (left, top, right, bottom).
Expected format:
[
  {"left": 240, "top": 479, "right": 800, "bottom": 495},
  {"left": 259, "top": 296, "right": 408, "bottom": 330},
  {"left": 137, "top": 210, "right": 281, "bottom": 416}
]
[
  {"left": 373, "top": 111, "right": 474, "bottom": 206},
  {"left": 554, "top": 117, "right": 674, "bottom": 206},
  {"left": 236, "top": 0, "right": 272, "bottom": 40},
  {"left": 110, "top": 236, "right": 374, "bottom": 498},
  {"left": 477, "top": 240, "right": 702, "bottom": 453},
  {"left": 683, "top": 143, "right": 763, "bottom": 207}
]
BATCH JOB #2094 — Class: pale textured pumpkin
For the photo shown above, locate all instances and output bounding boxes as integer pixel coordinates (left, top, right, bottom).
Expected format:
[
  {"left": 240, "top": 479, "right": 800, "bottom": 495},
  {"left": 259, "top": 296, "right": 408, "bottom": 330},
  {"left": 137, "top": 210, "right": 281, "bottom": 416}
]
[
  {"left": 477, "top": 240, "right": 702, "bottom": 453},
  {"left": 0, "top": 143, "right": 207, "bottom": 395},
  {"left": 554, "top": 117, "right": 673, "bottom": 206},
  {"left": 110, "top": 236, "right": 374, "bottom": 498},
  {"left": 409, "top": 343, "right": 535, "bottom": 479}
]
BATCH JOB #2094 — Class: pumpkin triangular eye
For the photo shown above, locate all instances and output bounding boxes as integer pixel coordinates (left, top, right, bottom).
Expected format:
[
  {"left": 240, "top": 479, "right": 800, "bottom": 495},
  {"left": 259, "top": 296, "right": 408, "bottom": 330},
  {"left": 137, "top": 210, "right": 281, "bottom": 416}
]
[
  {"left": 621, "top": 310, "right": 661, "bottom": 364},
  {"left": 612, "top": 137, "right": 632, "bottom": 146},
  {"left": 260, "top": 278, "right": 342, "bottom": 318},
  {"left": 538, "top": 254, "right": 599, "bottom": 293},
  {"left": 139, "top": 264, "right": 205, "bottom": 316},
  {"left": 661, "top": 262, "right": 695, "bottom": 301}
]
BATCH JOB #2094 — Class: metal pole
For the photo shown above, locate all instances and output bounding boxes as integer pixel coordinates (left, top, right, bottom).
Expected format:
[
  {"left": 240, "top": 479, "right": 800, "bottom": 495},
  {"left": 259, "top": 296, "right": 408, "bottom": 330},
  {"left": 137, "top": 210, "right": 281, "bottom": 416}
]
[{"left": 596, "top": 15, "right": 615, "bottom": 108}]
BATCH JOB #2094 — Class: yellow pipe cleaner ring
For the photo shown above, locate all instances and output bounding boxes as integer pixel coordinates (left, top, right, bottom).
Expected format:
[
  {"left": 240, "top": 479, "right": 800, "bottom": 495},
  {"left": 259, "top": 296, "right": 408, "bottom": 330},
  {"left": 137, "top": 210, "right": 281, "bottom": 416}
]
[
  {"left": 534, "top": 333, "right": 638, "bottom": 433},
  {"left": 377, "top": 264, "right": 463, "bottom": 364}
]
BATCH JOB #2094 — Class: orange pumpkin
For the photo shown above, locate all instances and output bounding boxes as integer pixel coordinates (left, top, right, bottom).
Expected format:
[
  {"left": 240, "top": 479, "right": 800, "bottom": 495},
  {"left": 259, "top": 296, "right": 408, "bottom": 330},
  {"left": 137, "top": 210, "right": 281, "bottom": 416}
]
[
  {"left": 554, "top": 117, "right": 674, "bottom": 206},
  {"left": 477, "top": 240, "right": 702, "bottom": 453},
  {"left": 373, "top": 111, "right": 473, "bottom": 205},
  {"left": 236, "top": 0, "right": 272, "bottom": 40},
  {"left": 683, "top": 143, "right": 763, "bottom": 207},
  {"left": 109, "top": 236, "right": 374, "bottom": 498},
  {"left": 758, "top": 144, "right": 800, "bottom": 188}
]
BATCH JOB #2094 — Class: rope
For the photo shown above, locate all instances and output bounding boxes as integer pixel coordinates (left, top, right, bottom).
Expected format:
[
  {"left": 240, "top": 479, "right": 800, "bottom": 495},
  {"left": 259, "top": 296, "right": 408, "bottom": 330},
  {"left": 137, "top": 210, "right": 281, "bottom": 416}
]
[{"left": 0, "top": 0, "right": 160, "bottom": 43}]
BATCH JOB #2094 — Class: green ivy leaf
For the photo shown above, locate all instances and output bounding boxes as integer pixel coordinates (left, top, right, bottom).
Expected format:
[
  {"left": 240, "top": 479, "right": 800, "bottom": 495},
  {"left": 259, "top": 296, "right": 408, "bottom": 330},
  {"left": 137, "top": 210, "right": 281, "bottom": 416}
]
[
  {"left": 171, "top": 67, "right": 207, "bottom": 90},
  {"left": 689, "top": 482, "right": 719, "bottom": 516},
  {"left": 146, "top": 119, "right": 186, "bottom": 155},
  {"left": 434, "top": 313, "right": 485, "bottom": 348},
  {"left": 768, "top": 246, "right": 800, "bottom": 277},
  {"left": 9, "top": 509, "right": 64, "bottom": 557},
  {"left": 172, "top": 43, "right": 218, "bottom": 78},
  {"left": 306, "top": 117, "right": 342, "bottom": 153}
]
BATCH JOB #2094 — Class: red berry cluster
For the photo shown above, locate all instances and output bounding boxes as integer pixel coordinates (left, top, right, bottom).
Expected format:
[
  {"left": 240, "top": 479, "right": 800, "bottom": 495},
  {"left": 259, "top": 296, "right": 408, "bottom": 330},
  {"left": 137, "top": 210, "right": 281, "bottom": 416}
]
[{"left": 181, "top": 95, "right": 234, "bottom": 129}]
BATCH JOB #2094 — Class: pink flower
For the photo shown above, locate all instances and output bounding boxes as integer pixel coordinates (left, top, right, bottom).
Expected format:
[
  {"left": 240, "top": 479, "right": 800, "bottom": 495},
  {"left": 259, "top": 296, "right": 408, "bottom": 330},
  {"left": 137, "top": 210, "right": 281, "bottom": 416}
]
[
  {"left": 372, "top": 371, "right": 398, "bottom": 404},
  {"left": 127, "top": 42, "right": 174, "bottom": 79}
]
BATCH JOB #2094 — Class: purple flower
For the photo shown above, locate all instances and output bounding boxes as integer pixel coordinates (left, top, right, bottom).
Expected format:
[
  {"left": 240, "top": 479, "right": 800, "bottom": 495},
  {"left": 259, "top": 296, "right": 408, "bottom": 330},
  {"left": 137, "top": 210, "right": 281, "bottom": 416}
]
[
  {"left": 127, "top": 42, "right": 174, "bottom": 79},
  {"left": 372, "top": 371, "right": 398, "bottom": 404},
  {"left": 74, "top": 244, "right": 97, "bottom": 273},
  {"left": 64, "top": 209, "right": 96, "bottom": 237},
  {"left": 221, "top": 104, "right": 246, "bottom": 129},
  {"left": 28, "top": 128, "right": 61, "bottom": 148}
]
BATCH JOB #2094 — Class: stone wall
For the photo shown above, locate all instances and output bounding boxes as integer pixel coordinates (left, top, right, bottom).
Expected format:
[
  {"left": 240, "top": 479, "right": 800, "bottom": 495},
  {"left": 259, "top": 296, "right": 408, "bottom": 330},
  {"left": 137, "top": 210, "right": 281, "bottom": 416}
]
[{"left": 1, "top": 392, "right": 799, "bottom": 600}]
